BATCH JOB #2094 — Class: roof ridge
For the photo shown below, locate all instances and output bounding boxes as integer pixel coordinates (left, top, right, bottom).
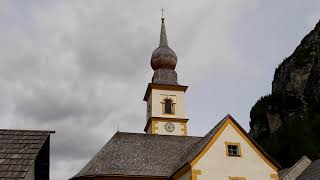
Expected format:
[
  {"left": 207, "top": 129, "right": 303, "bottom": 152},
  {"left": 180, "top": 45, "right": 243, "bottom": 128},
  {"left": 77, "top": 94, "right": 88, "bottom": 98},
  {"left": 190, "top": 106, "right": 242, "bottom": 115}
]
[
  {"left": 116, "top": 131, "right": 202, "bottom": 138},
  {"left": 0, "top": 129, "right": 55, "bottom": 133}
]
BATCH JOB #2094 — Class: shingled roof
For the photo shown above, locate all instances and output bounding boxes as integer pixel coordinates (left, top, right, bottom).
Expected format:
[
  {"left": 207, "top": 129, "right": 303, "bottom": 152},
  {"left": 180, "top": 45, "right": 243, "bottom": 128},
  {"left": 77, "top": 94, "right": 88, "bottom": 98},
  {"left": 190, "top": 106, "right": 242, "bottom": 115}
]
[
  {"left": 296, "top": 159, "right": 320, "bottom": 180},
  {"left": 72, "top": 118, "right": 229, "bottom": 179},
  {"left": 72, "top": 114, "right": 281, "bottom": 179},
  {"left": 279, "top": 156, "right": 320, "bottom": 180},
  {"left": 72, "top": 132, "right": 202, "bottom": 179},
  {"left": 0, "top": 129, "right": 54, "bottom": 179}
]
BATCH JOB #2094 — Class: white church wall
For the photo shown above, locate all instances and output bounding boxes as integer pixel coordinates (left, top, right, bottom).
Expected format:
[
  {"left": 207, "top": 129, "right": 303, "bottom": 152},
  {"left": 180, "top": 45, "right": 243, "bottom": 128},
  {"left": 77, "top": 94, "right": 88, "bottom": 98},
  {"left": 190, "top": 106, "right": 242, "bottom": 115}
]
[
  {"left": 192, "top": 123, "right": 278, "bottom": 180},
  {"left": 151, "top": 89, "right": 186, "bottom": 119}
]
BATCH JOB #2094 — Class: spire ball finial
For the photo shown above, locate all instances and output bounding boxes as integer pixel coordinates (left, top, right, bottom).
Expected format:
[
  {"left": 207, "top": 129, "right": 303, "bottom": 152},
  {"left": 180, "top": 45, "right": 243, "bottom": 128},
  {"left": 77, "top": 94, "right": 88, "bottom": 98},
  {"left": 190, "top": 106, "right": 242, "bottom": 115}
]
[{"left": 161, "top": 8, "right": 165, "bottom": 23}]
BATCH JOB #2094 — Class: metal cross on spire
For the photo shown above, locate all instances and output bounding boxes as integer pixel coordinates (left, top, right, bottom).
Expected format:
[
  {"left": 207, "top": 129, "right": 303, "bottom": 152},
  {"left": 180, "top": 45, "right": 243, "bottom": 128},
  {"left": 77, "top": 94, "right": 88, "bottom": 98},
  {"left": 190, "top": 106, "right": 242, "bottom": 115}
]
[{"left": 161, "top": 8, "right": 165, "bottom": 22}]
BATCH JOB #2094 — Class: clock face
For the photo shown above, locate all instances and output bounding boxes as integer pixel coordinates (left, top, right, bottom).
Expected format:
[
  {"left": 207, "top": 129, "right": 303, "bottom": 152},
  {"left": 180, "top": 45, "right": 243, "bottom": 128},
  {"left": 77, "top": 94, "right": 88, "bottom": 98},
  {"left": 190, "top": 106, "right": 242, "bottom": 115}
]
[{"left": 164, "top": 122, "right": 175, "bottom": 132}]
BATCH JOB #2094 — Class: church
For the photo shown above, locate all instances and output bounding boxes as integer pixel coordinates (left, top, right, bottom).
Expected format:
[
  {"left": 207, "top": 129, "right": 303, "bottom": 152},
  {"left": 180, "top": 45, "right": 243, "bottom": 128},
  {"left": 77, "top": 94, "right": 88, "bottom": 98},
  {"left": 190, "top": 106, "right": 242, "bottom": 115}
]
[{"left": 71, "top": 18, "right": 281, "bottom": 180}]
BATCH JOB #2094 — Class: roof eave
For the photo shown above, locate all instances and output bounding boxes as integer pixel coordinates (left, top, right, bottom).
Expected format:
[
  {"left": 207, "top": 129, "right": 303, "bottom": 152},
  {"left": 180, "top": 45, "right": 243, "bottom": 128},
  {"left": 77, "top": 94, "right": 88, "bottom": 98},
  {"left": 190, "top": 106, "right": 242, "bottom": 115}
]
[
  {"left": 143, "top": 83, "right": 188, "bottom": 101},
  {"left": 0, "top": 129, "right": 55, "bottom": 133},
  {"left": 70, "top": 174, "right": 169, "bottom": 180}
]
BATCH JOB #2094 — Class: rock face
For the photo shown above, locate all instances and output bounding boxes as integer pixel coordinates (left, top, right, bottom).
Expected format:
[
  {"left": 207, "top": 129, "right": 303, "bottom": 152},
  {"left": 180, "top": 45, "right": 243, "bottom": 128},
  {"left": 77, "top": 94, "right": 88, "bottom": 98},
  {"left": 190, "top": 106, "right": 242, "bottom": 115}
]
[
  {"left": 249, "top": 20, "right": 320, "bottom": 167},
  {"left": 272, "top": 20, "right": 320, "bottom": 102}
]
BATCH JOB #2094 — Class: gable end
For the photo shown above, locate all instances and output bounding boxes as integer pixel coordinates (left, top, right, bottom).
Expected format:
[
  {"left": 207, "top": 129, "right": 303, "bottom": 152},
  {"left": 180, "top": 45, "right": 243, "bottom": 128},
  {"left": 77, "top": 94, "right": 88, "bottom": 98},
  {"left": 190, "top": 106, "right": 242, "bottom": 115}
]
[{"left": 190, "top": 115, "right": 280, "bottom": 171}]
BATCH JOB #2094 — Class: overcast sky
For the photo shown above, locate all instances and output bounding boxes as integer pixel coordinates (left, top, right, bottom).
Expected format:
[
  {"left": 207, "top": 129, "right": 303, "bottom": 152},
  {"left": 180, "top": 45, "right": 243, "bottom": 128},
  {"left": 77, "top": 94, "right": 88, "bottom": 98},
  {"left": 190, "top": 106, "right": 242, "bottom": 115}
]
[{"left": 0, "top": 1, "right": 319, "bottom": 179}]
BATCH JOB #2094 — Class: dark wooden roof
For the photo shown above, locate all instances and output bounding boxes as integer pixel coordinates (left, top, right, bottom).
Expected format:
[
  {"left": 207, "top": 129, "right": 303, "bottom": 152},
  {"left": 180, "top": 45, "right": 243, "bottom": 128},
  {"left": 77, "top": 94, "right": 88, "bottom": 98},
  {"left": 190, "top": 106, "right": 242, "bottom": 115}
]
[
  {"left": 278, "top": 168, "right": 289, "bottom": 179},
  {"left": 0, "top": 129, "right": 54, "bottom": 179},
  {"left": 72, "top": 132, "right": 201, "bottom": 179},
  {"left": 297, "top": 159, "right": 320, "bottom": 180}
]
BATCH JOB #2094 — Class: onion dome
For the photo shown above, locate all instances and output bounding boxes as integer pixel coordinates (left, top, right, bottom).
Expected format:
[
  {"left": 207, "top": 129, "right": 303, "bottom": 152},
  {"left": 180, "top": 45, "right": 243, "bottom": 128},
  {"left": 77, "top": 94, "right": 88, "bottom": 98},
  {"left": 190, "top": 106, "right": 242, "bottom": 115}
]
[
  {"left": 151, "top": 18, "right": 178, "bottom": 85},
  {"left": 151, "top": 18, "right": 177, "bottom": 70}
]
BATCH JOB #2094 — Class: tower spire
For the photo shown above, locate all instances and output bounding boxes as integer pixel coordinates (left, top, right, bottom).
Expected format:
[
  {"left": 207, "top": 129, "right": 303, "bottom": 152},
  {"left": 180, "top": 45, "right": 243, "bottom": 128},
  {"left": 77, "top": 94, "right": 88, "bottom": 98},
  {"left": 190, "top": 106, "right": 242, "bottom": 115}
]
[
  {"left": 159, "top": 16, "right": 168, "bottom": 47},
  {"left": 160, "top": 8, "right": 168, "bottom": 47},
  {"left": 150, "top": 16, "right": 178, "bottom": 85}
]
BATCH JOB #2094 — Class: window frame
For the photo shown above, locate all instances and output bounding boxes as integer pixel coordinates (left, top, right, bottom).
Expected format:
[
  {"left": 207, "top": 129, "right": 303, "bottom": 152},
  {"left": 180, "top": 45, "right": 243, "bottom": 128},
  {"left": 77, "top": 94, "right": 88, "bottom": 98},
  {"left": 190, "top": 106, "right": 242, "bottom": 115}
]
[
  {"left": 228, "top": 176, "right": 246, "bottom": 180},
  {"left": 270, "top": 174, "right": 279, "bottom": 180},
  {"left": 225, "top": 142, "right": 242, "bottom": 157},
  {"left": 161, "top": 98, "right": 175, "bottom": 115}
]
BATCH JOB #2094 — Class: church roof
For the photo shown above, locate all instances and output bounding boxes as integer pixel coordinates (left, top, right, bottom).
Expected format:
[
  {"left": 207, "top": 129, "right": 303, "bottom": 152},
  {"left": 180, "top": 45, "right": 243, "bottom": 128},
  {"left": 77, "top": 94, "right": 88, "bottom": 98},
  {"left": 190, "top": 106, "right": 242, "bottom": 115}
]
[
  {"left": 296, "top": 159, "right": 320, "bottom": 179},
  {"left": 279, "top": 157, "right": 320, "bottom": 179},
  {"left": 0, "top": 129, "right": 54, "bottom": 179},
  {"left": 72, "top": 132, "right": 202, "bottom": 179},
  {"left": 72, "top": 114, "right": 280, "bottom": 179}
]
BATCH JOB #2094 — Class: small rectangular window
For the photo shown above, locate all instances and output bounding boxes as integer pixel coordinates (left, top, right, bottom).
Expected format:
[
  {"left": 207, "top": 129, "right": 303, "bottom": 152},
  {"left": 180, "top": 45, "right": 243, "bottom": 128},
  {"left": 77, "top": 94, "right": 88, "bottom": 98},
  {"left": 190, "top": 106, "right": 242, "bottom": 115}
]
[
  {"left": 225, "top": 142, "right": 242, "bottom": 157},
  {"left": 228, "top": 145, "right": 239, "bottom": 156}
]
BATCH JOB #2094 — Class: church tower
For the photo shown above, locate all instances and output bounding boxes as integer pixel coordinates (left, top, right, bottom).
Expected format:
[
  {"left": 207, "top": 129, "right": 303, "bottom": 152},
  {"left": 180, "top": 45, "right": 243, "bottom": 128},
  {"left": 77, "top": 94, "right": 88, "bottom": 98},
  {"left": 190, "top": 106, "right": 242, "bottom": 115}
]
[{"left": 144, "top": 17, "right": 188, "bottom": 136}]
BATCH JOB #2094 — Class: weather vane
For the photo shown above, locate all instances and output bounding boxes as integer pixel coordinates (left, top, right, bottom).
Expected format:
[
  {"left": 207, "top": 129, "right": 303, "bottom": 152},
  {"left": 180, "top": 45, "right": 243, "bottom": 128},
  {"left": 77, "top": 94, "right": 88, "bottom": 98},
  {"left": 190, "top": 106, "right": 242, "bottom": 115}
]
[{"left": 161, "top": 8, "right": 165, "bottom": 22}]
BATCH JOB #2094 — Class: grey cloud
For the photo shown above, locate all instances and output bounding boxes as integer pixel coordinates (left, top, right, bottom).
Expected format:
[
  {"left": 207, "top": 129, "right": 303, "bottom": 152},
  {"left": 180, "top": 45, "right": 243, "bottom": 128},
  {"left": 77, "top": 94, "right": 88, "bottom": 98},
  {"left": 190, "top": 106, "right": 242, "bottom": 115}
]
[
  {"left": 0, "top": 1, "right": 319, "bottom": 180},
  {"left": 14, "top": 89, "right": 105, "bottom": 122}
]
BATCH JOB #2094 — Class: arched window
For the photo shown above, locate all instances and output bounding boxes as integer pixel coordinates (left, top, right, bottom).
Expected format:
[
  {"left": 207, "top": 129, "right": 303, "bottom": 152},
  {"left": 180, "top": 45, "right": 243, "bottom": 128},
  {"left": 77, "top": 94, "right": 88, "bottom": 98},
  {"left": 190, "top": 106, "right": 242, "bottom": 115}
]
[{"left": 164, "top": 99, "right": 173, "bottom": 114}]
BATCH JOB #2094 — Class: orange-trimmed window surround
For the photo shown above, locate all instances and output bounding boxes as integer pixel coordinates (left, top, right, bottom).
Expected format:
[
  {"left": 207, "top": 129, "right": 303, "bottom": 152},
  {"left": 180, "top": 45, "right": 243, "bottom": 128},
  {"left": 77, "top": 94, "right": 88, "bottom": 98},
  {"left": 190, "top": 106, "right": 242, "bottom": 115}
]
[
  {"left": 270, "top": 174, "right": 279, "bottom": 180},
  {"left": 225, "top": 142, "right": 242, "bottom": 157},
  {"left": 228, "top": 176, "right": 246, "bottom": 180}
]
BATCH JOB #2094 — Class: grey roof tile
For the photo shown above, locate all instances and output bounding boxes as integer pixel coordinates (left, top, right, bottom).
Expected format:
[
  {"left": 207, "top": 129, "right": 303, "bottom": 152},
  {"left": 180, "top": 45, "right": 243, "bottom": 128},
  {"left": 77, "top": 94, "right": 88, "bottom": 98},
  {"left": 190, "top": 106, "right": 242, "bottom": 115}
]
[
  {"left": 72, "top": 132, "right": 201, "bottom": 179},
  {"left": 297, "top": 159, "right": 320, "bottom": 180},
  {"left": 0, "top": 129, "right": 54, "bottom": 179}
]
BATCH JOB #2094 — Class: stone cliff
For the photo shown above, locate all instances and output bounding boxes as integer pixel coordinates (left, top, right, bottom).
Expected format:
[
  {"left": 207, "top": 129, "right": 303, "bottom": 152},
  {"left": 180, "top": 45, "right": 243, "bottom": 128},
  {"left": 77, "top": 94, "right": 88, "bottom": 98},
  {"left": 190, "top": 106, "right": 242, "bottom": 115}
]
[{"left": 249, "top": 20, "right": 320, "bottom": 167}]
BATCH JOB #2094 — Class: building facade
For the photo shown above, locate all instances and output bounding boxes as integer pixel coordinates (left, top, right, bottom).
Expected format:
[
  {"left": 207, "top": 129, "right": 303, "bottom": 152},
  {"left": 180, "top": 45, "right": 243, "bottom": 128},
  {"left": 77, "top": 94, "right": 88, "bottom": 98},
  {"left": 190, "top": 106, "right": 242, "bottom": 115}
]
[{"left": 71, "top": 18, "right": 280, "bottom": 180}]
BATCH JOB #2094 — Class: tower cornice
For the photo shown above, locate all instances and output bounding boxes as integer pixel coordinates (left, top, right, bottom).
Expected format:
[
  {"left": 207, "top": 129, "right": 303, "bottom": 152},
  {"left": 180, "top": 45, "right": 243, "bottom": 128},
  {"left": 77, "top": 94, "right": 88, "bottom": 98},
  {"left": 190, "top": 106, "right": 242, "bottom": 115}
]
[{"left": 143, "top": 83, "right": 188, "bottom": 101}]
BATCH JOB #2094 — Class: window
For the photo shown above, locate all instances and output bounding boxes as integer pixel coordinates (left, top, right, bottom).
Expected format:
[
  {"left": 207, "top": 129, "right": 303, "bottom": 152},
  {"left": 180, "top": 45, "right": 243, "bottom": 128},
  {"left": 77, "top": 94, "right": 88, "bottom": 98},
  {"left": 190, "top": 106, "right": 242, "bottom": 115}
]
[
  {"left": 161, "top": 96, "right": 176, "bottom": 115},
  {"left": 164, "top": 98, "right": 174, "bottom": 114},
  {"left": 228, "top": 145, "right": 240, "bottom": 156},
  {"left": 225, "top": 142, "right": 242, "bottom": 157}
]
